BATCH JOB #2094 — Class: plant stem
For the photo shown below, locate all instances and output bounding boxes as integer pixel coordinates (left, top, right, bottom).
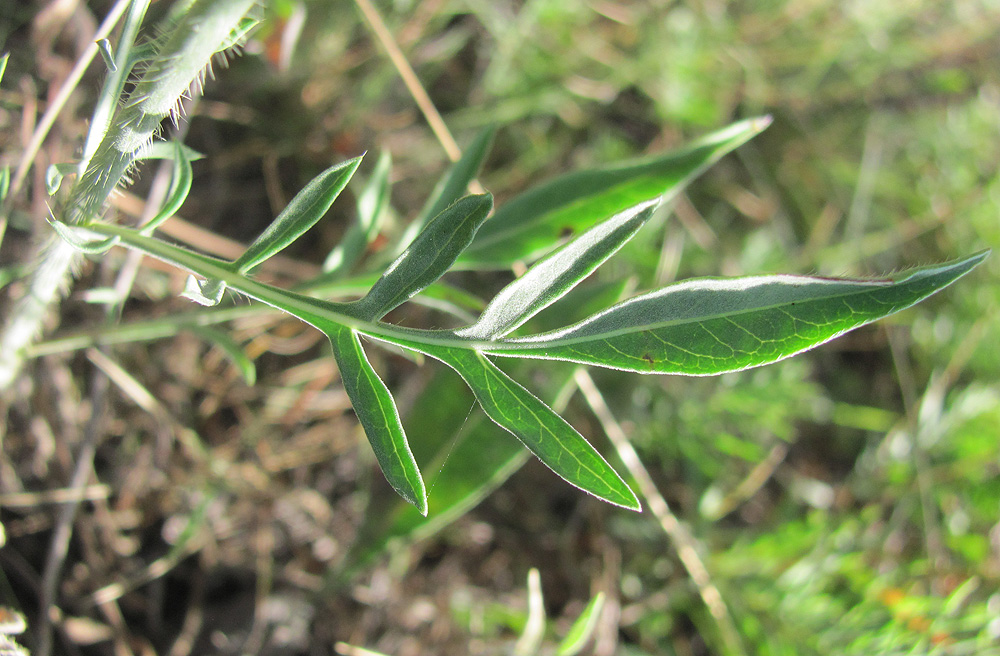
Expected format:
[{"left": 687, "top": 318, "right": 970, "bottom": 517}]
[
  {"left": 0, "top": 236, "right": 80, "bottom": 390},
  {"left": 6, "top": 0, "right": 133, "bottom": 202},
  {"left": 0, "top": 0, "right": 256, "bottom": 391}
]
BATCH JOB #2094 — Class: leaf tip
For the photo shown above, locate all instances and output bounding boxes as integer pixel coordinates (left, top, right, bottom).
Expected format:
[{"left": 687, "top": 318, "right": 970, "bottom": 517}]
[
  {"left": 49, "top": 219, "right": 120, "bottom": 254},
  {"left": 397, "top": 485, "right": 428, "bottom": 516},
  {"left": 751, "top": 114, "right": 774, "bottom": 133},
  {"left": 618, "top": 489, "right": 642, "bottom": 513},
  {"left": 586, "top": 483, "right": 641, "bottom": 512}
]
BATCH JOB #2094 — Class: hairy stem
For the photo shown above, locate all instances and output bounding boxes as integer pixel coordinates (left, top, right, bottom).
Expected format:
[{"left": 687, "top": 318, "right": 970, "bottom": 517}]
[
  {"left": 0, "top": 0, "right": 256, "bottom": 391},
  {"left": 0, "top": 237, "right": 78, "bottom": 389}
]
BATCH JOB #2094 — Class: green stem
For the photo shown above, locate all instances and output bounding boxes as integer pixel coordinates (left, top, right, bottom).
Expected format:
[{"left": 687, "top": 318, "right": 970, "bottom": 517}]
[
  {"left": 0, "top": 0, "right": 257, "bottom": 391},
  {"left": 85, "top": 223, "right": 474, "bottom": 349}
]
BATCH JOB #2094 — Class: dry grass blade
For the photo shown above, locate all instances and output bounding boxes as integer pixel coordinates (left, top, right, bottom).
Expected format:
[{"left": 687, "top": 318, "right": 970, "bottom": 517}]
[
  {"left": 573, "top": 368, "right": 746, "bottom": 656},
  {"left": 352, "top": 0, "right": 485, "bottom": 194}
]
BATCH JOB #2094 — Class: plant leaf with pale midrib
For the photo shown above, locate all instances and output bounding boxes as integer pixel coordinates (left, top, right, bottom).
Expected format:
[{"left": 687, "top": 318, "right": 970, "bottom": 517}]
[
  {"left": 458, "top": 116, "right": 771, "bottom": 269},
  {"left": 66, "top": 88, "right": 992, "bottom": 519},
  {"left": 329, "top": 324, "right": 427, "bottom": 515},
  {"left": 458, "top": 199, "right": 659, "bottom": 340},
  {"left": 73, "top": 219, "right": 988, "bottom": 511},
  {"left": 352, "top": 193, "right": 493, "bottom": 320},
  {"left": 484, "top": 252, "right": 991, "bottom": 374},
  {"left": 234, "top": 156, "right": 362, "bottom": 274},
  {"left": 419, "top": 345, "right": 640, "bottom": 510}
]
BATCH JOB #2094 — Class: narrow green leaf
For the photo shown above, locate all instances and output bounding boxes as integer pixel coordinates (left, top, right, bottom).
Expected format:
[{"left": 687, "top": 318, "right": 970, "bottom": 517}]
[
  {"left": 234, "top": 155, "right": 363, "bottom": 274},
  {"left": 186, "top": 325, "right": 256, "bottom": 385},
  {"left": 459, "top": 116, "right": 771, "bottom": 269},
  {"left": 425, "top": 346, "right": 640, "bottom": 510},
  {"left": 143, "top": 140, "right": 193, "bottom": 234},
  {"left": 329, "top": 324, "right": 427, "bottom": 515},
  {"left": 458, "top": 199, "right": 659, "bottom": 340},
  {"left": 352, "top": 193, "right": 493, "bottom": 320},
  {"left": 49, "top": 220, "right": 120, "bottom": 254},
  {"left": 557, "top": 592, "right": 606, "bottom": 656},
  {"left": 323, "top": 150, "right": 392, "bottom": 274},
  {"left": 488, "top": 252, "right": 991, "bottom": 374},
  {"left": 84, "top": 221, "right": 986, "bottom": 517},
  {"left": 0, "top": 53, "right": 8, "bottom": 86}
]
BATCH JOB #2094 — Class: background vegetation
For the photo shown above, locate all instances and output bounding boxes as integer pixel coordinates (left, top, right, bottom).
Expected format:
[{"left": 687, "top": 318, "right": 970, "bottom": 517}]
[{"left": 1, "top": 0, "right": 998, "bottom": 654}]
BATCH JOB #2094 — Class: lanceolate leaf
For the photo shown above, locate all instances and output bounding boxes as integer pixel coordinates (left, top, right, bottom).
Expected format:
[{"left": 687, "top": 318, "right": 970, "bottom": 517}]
[
  {"left": 323, "top": 150, "right": 392, "bottom": 275},
  {"left": 73, "top": 173, "right": 988, "bottom": 514},
  {"left": 458, "top": 199, "right": 660, "bottom": 340},
  {"left": 459, "top": 117, "right": 771, "bottom": 269},
  {"left": 423, "top": 345, "right": 640, "bottom": 510},
  {"left": 234, "top": 156, "right": 363, "bottom": 274},
  {"left": 557, "top": 592, "right": 606, "bottom": 656},
  {"left": 487, "top": 252, "right": 991, "bottom": 374},
  {"left": 329, "top": 324, "right": 427, "bottom": 515},
  {"left": 352, "top": 193, "right": 493, "bottom": 320}
]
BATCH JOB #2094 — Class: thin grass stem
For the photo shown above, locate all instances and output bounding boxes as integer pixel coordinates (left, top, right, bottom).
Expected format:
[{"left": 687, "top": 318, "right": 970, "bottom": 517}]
[{"left": 573, "top": 368, "right": 746, "bottom": 656}]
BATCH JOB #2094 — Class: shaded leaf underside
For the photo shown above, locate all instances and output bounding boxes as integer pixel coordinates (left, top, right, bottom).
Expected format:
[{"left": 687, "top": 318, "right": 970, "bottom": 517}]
[
  {"left": 329, "top": 324, "right": 427, "bottom": 515},
  {"left": 422, "top": 346, "right": 640, "bottom": 510}
]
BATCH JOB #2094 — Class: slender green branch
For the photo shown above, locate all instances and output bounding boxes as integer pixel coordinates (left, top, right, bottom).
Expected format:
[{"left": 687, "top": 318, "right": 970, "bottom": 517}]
[{"left": 80, "top": 222, "right": 471, "bottom": 347}]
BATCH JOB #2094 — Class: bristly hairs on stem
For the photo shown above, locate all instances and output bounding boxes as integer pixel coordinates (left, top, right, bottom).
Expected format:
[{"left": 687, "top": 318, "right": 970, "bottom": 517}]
[
  {"left": 68, "top": 0, "right": 260, "bottom": 223},
  {"left": 0, "top": 0, "right": 260, "bottom": 392}
]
